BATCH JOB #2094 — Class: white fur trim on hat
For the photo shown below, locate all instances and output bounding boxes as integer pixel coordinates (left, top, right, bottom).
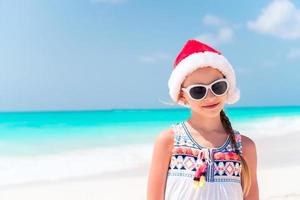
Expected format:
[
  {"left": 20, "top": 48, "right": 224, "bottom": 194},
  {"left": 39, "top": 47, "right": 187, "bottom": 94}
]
[{"left": 168, "top": 51, "right": 240, "bottom": 107}]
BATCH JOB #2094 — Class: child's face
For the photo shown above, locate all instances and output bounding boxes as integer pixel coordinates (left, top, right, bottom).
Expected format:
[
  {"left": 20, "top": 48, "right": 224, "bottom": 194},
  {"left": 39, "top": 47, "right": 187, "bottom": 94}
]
[{"left": 179, "top": 66, "right": 228, "bottom": 116}]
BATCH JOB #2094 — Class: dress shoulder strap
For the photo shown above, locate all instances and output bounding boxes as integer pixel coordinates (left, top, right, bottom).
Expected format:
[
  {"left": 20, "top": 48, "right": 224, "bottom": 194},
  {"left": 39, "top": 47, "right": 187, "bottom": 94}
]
[
  {"left": 170, "top": 122, "right": 197, "bottom": 148},
  {"left": 233, "top": 129, "right": 243, "bottom": 155},
  {"left": 170, "top": 122, "right": 182, "bottom": 147}
]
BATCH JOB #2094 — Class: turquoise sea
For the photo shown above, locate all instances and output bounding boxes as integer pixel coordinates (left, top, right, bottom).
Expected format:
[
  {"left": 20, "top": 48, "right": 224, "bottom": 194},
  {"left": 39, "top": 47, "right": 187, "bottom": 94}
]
[{"left": 0, "top": 105, "right": 300, "bottom": 186}]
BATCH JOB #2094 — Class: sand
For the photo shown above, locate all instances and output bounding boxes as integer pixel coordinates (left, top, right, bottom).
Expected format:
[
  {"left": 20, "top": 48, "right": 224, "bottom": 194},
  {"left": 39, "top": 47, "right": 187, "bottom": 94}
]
[{"left": 1, "top": 132, "right": 300, "bottom": 200}]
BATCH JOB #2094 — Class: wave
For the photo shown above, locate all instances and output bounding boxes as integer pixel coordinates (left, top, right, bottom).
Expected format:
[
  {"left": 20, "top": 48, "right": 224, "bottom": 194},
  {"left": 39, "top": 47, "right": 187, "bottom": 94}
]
[
  {"left": 0, "top": 143, "right": 153, "bottom": 187},
  {"left": 235, "top": 115, "right": 300, "bottom": 139}
]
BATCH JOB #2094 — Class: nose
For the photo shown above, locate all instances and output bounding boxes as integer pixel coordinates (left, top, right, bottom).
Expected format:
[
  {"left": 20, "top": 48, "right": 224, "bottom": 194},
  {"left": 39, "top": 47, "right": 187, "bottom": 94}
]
[{"left": 206, "top": 88, "right": 217, "bottom": 99}]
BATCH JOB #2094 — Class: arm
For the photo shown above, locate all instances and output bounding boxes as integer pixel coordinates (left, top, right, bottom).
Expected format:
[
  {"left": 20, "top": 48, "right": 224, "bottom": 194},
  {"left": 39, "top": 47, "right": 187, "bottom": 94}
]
[
  {"left": 241, "top": 135, "right": 260, "bottom": 200},
  {"left": 147, "top": 128, "right": 174, "bottom": 200}
]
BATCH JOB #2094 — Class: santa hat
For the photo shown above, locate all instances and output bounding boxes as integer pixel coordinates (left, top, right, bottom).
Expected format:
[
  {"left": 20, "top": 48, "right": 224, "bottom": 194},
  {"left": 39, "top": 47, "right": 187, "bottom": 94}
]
[{"left": 168, "top": 39, "right": 240, "bottom": 108}]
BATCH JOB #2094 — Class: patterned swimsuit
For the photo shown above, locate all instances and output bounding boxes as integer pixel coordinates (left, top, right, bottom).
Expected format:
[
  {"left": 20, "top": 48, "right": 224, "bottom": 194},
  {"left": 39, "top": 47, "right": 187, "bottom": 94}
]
[{"left": 164, "top": 121, "right": 243, "bottom": 200}]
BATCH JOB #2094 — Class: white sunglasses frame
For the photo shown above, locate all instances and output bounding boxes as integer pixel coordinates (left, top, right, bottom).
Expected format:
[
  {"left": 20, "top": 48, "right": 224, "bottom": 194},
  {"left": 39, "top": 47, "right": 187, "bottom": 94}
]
[{"left": 181, "top": 78, "right": 229, "bottom": 101}]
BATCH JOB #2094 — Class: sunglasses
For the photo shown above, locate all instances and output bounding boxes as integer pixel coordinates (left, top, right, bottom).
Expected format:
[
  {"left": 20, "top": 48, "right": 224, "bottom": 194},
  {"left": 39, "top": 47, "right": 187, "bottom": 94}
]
[{"left": 181, "top": 78, "right": 229, "bottom": 101}]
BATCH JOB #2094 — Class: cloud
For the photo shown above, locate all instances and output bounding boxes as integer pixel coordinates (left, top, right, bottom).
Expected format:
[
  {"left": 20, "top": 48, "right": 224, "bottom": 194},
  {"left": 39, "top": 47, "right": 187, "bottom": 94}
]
[
  {"left": 286, "top": 48, "right": 300, "bottom": 59},
  {"left": 196, "top": 27, "right": 233, "bottom": 47},
  {"left": 90, "top": 0, "right": 126, "bottom": 5},
  {"left": 202, "top": 15, "right": 226, "bottom": 27},
  {"left": 138, "top": 52, "right": 171, "bottom": 64},
  {"left": 194, "top": 15, "right": 235, "bottom": 47},
  {"left": 260, "top": 60, "right": 279, "bottom": 68},
  {"left": 247, "top": 0, "right": 300, "bottom": 39}
]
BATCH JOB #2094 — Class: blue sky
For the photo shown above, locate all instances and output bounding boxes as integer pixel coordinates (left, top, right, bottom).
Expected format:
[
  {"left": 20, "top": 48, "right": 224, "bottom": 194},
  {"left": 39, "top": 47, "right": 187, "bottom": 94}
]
[{"left": 0, "top": 0, "right": 299, "bottom": 111}]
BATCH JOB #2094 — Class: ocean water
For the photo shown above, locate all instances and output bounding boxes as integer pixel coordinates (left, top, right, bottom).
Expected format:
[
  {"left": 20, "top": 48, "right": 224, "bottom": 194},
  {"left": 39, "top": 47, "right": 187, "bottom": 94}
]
[{"left": 0, "top": 106, "right": 300, "bottom": 186}]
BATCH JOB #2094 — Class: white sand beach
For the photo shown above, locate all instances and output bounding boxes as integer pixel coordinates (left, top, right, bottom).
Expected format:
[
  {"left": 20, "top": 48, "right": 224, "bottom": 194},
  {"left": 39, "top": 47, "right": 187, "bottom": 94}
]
[{"left": 0, "top": 131, "right": 300, "bottom": 200}]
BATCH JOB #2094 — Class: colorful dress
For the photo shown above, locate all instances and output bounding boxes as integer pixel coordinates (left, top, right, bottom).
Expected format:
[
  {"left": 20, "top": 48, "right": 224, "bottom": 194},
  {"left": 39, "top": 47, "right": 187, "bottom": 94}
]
[{"left": 164, "top": 121, "right": 243, "bottom": 200}]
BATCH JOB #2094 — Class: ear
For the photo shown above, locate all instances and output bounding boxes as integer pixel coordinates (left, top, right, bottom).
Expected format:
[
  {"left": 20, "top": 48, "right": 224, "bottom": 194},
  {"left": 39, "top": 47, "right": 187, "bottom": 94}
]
[{"left": 178, "top": 90, "right": 188, "bottom": 105}]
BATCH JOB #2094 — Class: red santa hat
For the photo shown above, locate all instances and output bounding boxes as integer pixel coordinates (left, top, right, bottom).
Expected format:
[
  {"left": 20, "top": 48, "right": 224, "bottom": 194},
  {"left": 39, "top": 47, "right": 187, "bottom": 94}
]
[{"left": 168, "top": 39, "right": 240, "bottom": 108}]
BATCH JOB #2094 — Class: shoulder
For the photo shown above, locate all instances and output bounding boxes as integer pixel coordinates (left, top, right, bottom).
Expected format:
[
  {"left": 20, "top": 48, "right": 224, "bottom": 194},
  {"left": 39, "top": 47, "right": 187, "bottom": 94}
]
[
  {"left": 156, "top": 128, "right": 175, "bottom": 145},
  {"left": 154, "top": 127, "right": 175, "bottom": 149},
  {"left": 240, "top": 134, "right": 257, "bottom": 159},
  {"left": 240, "top": 134, "right": 256, "bottom": 150}
]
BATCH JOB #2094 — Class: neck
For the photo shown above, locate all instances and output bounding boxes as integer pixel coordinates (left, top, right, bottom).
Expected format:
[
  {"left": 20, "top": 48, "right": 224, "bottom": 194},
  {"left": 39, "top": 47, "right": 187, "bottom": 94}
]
[{"left": 187, "top": 110, "right": 225, "bottom": 135}]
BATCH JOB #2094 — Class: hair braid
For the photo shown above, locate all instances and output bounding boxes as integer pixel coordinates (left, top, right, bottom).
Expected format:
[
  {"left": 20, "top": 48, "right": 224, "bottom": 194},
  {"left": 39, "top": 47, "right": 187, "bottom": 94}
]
[{"left": 220, "top": 109, "right": 251, "bottom": 197}]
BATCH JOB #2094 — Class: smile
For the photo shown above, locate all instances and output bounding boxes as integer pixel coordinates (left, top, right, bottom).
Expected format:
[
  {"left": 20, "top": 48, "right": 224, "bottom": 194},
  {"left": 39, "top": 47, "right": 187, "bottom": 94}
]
[{"left": 202, "top": 102, "right": 220, "bottom": 109}]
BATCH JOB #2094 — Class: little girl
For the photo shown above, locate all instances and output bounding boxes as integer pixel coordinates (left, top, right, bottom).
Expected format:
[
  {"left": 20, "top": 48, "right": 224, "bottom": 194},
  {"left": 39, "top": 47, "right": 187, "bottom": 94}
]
[{"left": 147, "top": 39, "right": 259, "bottom": 200}]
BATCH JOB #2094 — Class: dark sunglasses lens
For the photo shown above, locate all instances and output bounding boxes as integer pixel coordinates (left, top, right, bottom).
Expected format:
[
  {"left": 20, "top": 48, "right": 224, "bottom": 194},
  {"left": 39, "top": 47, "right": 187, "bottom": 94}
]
[
  {"left": 189, "top": 86, "right": 206, "bottom": 99},
  {"left": 212, "top": 81, "right": 228, "bottom": 95}
]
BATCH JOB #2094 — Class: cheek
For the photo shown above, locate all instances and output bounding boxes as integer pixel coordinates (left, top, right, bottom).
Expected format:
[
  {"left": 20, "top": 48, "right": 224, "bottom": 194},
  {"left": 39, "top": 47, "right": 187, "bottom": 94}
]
[
  {"left": 216, "top": 96, "right": 228, "bottom": 109},
  {"left": 219, "top": 95, "right": 227, "bottom": 102},
  {"left": 215, "top": 95, "right": 227, "bottom": 106}
]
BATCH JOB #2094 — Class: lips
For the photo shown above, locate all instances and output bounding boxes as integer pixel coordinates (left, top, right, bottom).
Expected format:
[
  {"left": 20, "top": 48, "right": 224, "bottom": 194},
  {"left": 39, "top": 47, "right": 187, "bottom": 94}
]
[{"left": 202, "top": 102, "right": 220, "bottom": 108}]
